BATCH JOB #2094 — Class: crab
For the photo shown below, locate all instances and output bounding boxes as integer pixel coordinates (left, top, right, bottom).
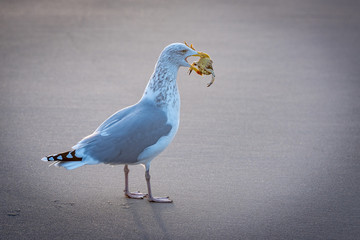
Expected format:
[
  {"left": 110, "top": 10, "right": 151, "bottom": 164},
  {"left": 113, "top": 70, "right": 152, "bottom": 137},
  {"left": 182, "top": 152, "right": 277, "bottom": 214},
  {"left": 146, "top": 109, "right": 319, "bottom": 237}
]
[{"left": 185, "top": 42, "right": 215, "bottom": 87}]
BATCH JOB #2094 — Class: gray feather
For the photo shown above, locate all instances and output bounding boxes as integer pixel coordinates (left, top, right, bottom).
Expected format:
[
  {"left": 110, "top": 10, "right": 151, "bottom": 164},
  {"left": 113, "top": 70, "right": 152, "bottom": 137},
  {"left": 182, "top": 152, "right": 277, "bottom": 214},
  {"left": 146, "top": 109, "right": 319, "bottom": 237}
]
[{"left": 74, "top": 100, "right": 172, "bottom": 164}]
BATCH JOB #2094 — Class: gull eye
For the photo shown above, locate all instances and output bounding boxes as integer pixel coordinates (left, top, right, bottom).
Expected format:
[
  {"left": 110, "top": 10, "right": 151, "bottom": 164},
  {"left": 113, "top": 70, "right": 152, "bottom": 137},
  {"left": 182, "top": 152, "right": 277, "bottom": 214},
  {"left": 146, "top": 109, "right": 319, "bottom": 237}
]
[{"left": 180, "top": 49, "right": 187, "bottom": 54}]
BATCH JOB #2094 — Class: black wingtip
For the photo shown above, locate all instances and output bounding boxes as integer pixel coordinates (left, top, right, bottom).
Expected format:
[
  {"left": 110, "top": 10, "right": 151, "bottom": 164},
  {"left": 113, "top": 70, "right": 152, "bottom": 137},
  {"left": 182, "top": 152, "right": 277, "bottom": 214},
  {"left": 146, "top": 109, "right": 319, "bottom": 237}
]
[{"left": 42, "top": 150, "right": 82, "bottom": 162}]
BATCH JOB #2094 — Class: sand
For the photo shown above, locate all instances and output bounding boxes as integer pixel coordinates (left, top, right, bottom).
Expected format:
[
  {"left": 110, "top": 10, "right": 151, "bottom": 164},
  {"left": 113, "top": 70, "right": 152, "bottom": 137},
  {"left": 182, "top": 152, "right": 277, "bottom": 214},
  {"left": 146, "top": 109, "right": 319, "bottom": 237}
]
[{"left": 1, "top": 0, "right": 359, "bottom": 239}]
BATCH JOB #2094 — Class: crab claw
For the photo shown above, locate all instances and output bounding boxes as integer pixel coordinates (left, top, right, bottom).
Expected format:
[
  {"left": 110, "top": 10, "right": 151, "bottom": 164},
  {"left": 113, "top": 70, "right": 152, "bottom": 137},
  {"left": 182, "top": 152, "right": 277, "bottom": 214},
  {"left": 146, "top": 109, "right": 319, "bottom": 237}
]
[
  {"left": 184, "top": 41, "right": 196, "bottom": 51},
  {"left": 188, "top": 64, "right": 197, "bottom": 75},
  {"left": 207, "top": 72, "right": 215, "bottom": 87}
]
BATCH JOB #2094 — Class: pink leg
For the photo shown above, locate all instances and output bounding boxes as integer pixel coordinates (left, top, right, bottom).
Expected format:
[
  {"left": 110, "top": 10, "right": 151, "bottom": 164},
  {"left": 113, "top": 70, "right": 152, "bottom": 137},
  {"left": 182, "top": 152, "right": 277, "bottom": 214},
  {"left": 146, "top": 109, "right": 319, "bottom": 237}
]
[
  {"left": 124, "top": 165, "right": 147, "bottom": 199},
  {"left": 145, "top": 170, "right": 172, "bottom": 203}
]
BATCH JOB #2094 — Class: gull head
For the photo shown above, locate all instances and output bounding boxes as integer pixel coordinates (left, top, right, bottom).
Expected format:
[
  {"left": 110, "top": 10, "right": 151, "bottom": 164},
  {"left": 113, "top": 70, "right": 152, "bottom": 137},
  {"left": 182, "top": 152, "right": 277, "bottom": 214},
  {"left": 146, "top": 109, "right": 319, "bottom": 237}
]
[{"left": 160, "top": 43, "right": 200, "bottom": 68}]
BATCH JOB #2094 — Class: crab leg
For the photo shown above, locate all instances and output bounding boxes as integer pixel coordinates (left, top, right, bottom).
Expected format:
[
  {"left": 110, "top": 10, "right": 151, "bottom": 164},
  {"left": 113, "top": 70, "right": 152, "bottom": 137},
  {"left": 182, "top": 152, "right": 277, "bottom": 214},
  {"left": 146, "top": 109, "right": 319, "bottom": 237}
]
[
  {"left": 188, "top": 65, "right": 203, "bottom": 75},
  {"left": 207, "top": 71, "right": 215, "bottom": 87}
]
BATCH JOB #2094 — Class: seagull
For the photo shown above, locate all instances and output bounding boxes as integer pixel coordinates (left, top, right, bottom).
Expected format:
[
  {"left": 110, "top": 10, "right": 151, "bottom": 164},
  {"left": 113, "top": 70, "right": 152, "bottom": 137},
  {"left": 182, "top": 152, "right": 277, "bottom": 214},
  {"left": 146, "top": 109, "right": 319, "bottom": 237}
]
[{"left": 41, "top": 43, "right": 201, "bottom": 203}]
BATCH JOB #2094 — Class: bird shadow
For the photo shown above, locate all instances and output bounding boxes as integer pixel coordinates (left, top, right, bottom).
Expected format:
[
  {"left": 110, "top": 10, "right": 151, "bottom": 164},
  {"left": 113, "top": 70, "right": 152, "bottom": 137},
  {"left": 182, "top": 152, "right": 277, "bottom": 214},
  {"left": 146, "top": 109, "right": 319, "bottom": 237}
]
[{"left": 125, "top": 198, "right": 175, "bottom": 239}]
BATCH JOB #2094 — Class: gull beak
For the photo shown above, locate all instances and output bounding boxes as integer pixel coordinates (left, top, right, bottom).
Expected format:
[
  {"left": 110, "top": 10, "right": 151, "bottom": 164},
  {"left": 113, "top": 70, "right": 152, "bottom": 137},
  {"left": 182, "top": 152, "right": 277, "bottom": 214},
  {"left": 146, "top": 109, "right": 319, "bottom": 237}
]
[
  {"left": 184, "top": 42, "right": 211, "bottom": 66},
  {"left": 192, "top": 51, "right": 210, "bottom": 58},
  {"left": 191, "top": 51, "right": 201, "bottom": 57},
  {"left": 185, "top": 50, "right": 199, "bottom": 66},
  {"left": 186, "top": 51, "right": 210, "bottom": 66}
]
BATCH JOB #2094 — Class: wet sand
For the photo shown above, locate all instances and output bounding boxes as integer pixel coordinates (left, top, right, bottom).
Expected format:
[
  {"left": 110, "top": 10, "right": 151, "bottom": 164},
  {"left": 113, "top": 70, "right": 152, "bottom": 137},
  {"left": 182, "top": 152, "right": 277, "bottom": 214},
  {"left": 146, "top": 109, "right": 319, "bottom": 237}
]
[{"left": 1, "top": 0, "right": 359, "bottom": 239}]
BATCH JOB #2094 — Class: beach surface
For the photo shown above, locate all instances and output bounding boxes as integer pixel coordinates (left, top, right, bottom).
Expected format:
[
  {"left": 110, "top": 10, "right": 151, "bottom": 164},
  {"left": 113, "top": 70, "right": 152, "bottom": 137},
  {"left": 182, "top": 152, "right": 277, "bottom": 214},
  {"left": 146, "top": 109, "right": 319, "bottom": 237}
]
[{"left": 1, "top": 0, "right": 359, "bottom": 239}]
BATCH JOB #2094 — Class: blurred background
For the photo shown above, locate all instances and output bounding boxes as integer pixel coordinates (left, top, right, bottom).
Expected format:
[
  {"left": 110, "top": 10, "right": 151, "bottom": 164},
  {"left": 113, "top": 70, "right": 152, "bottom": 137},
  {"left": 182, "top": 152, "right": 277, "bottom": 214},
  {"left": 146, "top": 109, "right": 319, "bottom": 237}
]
[{"left": 1, "top": 0, "right": 359, "bottom": 239}]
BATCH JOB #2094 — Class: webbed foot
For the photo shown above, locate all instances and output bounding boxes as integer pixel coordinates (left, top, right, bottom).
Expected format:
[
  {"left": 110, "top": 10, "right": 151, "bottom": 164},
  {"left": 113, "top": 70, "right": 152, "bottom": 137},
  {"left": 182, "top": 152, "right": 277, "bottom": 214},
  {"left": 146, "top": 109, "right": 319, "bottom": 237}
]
[
  {"left": 147, "top": 196, "right": 173, "bottom": 203},
  {"left": 124, "top": 190, "right": 147, "bottom": 199}
]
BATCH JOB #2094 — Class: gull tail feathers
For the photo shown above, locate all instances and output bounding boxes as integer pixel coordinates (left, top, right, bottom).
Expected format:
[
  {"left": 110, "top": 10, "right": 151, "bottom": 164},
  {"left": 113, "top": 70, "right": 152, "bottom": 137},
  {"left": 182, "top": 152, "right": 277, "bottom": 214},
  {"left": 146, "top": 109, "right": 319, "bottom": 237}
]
[{"left": 41, "top": 150, "right": 85, "bottom": 170}]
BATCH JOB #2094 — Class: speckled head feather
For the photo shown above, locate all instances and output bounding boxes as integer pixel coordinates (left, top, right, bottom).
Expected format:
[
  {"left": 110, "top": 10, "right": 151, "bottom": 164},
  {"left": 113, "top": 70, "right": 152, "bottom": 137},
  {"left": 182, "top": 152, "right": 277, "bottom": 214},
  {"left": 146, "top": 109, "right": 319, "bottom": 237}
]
[{"left": 142, "top": 43, "right": 198, "bottom": 107}]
